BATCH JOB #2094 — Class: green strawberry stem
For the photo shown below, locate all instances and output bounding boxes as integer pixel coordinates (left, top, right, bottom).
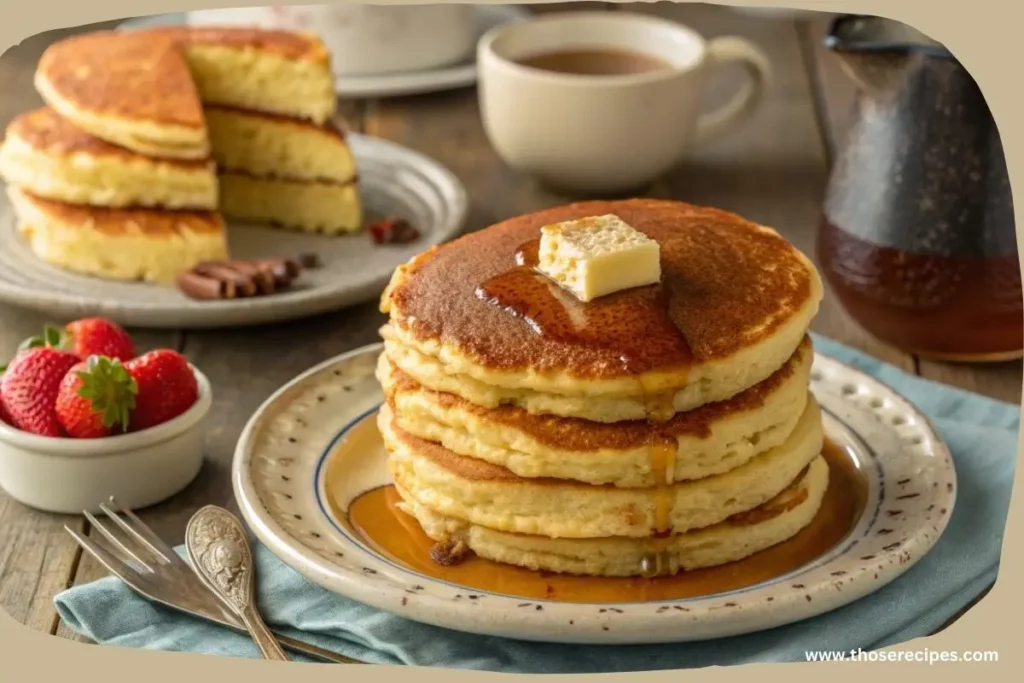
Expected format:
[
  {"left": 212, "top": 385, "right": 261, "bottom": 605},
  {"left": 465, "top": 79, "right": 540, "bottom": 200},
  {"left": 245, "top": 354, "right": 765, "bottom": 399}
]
[
  {"left": 18, "top": 323, "right": 68, "bottom": 353},
  {"left": 77, "top": 356, "right": 139, "bottom": 432},
  {"left": 8, "top": 324, "right": 67, "bottom": 375}
]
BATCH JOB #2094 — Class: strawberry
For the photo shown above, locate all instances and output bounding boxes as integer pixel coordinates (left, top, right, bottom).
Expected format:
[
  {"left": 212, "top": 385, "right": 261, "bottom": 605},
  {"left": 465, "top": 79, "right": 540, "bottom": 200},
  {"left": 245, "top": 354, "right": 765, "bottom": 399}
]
[
  {"left": 17, "top": 318, "right": 135, "bottom": 362},
  {"left": 64, "top": 318, "right": 136, "bottom": 362},
  {"left": 124, "top": 349, "right": 198, "bottom": 431},
  {"left": 0, "top": 366, "right": 7, "bottom": 426},
  {"left": 0, "top": 360, "right": 9, "bottom": 426},
  {"left": 55, "top": 356, "right": 138, "bottom": 438},
  {"left": 0, "top": 347, "right": 82, "bottom": 436}
]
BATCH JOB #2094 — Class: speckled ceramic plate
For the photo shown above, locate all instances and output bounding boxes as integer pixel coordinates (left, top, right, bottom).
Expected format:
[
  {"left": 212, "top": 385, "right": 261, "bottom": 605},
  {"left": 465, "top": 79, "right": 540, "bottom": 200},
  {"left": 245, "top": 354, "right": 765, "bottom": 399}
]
[
  {"left": 232, "top": 343, "right": 956, "bottom": 645},
  {"left": 0, "top": 134, "right": 467, "bottom": 328}
]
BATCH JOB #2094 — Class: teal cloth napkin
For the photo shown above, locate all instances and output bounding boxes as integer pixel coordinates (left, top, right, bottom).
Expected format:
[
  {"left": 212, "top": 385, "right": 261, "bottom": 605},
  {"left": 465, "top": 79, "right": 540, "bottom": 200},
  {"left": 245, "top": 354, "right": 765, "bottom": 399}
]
[{"left": 54, "top": 334, "right": 1019, "bottom": 672}]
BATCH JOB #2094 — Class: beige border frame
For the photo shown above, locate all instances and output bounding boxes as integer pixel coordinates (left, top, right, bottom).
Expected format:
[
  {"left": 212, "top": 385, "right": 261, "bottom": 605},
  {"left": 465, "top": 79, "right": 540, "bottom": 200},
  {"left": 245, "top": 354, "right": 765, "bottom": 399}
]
[{"left": 0, "top": 0, "right": 1020, "bottom": 679}]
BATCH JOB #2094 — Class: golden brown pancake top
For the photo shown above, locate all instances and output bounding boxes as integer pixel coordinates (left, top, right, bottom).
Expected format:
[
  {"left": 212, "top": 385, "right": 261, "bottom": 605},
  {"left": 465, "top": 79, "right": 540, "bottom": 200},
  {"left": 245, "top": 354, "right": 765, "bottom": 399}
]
[
  {"left": 385, "top": 337, "right": 810, "bottom": 451},
  {"left": 6, "top": 107, "right": 212, "bottom": 169},
  {"left": 386, "top": 199, "right": 814, "bottom": 379},
  {"left": 141, "top": 26, "right": 330, "bottom": 65},
  {"left": 37, "top": 31, "right": 205, "bottom": 129},
  {"left": 14, "top": 188, "right": 223, "bottom": 236}
]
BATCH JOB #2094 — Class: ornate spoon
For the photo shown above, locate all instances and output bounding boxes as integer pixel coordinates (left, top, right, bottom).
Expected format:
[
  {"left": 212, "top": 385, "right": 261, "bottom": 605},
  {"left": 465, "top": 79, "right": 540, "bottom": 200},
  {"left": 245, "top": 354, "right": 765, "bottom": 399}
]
[{"left": 185, "top": 505, "right": 288, "bottom": 660}]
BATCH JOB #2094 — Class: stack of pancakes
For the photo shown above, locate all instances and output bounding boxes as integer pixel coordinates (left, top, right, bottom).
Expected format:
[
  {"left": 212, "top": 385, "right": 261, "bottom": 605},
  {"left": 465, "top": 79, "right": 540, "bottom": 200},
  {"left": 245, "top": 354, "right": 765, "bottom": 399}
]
[
  {"left": 376, "top": 199, "right": 827, "bottom": 577},
  {"left": 0, "top": 27, "right": 360, "bottom": 283}
]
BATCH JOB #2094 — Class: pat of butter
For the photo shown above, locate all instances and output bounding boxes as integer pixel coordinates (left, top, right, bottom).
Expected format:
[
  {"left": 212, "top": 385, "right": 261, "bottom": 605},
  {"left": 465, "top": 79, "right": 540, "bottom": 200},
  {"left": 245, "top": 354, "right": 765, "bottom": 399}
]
[{"left": 537, "top": 214, "right": 661, "bottom": 302}]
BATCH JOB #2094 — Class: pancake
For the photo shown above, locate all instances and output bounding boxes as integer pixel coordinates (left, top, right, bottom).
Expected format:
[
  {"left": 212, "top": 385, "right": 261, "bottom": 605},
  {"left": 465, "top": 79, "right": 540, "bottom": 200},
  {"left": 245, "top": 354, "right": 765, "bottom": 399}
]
[
  {"left": 217, "top": 171, "right": 362, "bottom": 234},
  {"left": 34, "top": 30, "right": 209, "bottom": 160},
  {"left": 152, "top": 27, "right": 336, "bottom": 126},
  {"left": 380, "top": 199, "right": 823, "bottom": 423},
  {"left": 6, "top": 186, "right": 228, "bottom": 283},
  {"left": 378, "top": 336, "right": 813, "bottom": 487},
  {"left": 379, "top": 397, "right": 824, "bottom": 539},
  {"left": 396, "top": 455, "right": 829, "bottom": 577},
  {"left": 34, "top": 28, "right": 336, "bottom": 160},
  {"left": 0, "top": 107, "right": 217, "bottom": 209},
  {"left": 204, "top": 106, "right": 356, "bottom": 184}
]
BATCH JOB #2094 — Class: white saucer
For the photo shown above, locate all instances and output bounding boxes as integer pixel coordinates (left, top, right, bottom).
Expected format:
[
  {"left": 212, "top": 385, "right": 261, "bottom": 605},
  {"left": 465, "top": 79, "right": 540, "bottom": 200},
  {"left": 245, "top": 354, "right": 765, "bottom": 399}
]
[
  {"left": 232, "top": 343, "right": 957, "bottom": 645},
  {"left": 0, "top": 134, "right": 467, "bottom": 328},
  {"left": 118, "top": 5, "right": 531, "bottom": 99}
]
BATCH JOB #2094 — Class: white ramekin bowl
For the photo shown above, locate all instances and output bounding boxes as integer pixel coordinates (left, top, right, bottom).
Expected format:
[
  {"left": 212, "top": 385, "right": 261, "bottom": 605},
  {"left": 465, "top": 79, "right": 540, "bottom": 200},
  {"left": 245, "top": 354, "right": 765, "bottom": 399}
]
[{"left": 0, "top": 366, "right": 212, "bottom": 514}]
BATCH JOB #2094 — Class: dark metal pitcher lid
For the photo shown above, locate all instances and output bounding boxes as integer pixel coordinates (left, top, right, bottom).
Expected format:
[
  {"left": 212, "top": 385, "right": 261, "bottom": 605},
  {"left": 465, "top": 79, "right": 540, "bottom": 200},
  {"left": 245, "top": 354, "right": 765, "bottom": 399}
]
[{"left": 825, "top": 14, "right": 953, "bottom": 59}]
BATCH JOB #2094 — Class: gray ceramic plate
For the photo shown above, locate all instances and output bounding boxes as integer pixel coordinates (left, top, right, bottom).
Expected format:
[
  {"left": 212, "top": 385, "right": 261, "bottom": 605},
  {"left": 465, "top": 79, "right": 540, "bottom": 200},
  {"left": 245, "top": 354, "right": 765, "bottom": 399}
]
[{"left": 0, "top": 134, "right": 467, "bottom": 328}]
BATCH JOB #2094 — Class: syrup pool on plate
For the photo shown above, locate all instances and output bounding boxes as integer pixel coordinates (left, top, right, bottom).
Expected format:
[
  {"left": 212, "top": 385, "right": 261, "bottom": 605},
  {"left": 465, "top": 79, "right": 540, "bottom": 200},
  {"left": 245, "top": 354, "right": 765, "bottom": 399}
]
[{"left": 328, "top": 414, "right": 866, "bottom": 604}]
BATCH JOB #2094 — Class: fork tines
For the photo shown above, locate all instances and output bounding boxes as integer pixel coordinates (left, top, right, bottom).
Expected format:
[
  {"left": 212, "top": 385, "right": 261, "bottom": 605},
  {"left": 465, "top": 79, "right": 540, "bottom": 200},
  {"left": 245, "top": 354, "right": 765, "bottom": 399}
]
[{"left": 66, "top": 496, "right": 185, "bottom": 577}]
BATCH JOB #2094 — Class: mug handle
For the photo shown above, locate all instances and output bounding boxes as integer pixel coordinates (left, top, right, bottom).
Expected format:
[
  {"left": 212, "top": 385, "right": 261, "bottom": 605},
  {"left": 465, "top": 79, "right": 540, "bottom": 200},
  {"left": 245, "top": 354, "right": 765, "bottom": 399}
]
[{"left": 693, "top": 36, "right": 773, "bottom": 144}]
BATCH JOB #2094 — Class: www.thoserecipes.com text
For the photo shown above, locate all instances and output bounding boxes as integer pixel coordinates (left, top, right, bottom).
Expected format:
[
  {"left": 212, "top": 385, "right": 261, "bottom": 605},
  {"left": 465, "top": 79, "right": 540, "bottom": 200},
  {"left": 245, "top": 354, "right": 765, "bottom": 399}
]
[{"left": 804, "top": 648, "right": 999, "bottom": 664}]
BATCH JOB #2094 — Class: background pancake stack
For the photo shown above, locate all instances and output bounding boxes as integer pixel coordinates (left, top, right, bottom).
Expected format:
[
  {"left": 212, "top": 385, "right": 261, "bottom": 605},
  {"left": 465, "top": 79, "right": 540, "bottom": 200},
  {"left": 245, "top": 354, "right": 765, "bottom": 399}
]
[
  {"left": 375, "top": 198, "right": 828, "bottom": 578},
  {"left": 0, "top": 26, "right": 360, "bottom": 284}
]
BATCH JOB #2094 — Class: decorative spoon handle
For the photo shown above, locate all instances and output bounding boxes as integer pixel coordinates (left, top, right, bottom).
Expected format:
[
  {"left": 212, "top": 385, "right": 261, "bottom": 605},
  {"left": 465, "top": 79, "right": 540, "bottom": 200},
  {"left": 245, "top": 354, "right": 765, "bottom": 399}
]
[{"left": 185, "top": 505, "right": 288, "bottom": 661}]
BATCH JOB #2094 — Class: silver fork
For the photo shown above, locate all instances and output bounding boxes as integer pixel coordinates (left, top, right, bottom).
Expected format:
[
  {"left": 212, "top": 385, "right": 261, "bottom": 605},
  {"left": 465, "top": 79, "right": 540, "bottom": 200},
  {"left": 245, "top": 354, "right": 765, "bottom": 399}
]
[{"left": 64, "top": 497, "right": 357, "bottom": 664}]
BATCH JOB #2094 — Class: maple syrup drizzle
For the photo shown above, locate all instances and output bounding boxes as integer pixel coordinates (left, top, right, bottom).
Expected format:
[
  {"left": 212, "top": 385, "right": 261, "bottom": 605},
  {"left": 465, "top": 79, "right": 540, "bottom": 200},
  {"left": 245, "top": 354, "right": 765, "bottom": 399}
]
[
  {"left": 516, "top": 238, "right": 540, "bottom": 267},
  {"left": 475, "top": 238, "right": 700, "bottom": 576},
  {"left": 475, "top": 239, "right": 693, "bottom": 377},
  {"left": 641, "top": 438, "right": 678, "bottom": 578},
  {"left": 341, "top": 439, "right": 866, "bottom": 603}
]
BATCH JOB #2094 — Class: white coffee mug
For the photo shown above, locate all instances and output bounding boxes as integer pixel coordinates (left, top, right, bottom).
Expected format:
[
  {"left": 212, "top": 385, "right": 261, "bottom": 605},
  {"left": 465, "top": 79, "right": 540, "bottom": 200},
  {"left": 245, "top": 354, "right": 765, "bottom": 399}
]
[
  {"left": 477, "top": 11, "right": 773, "bottom": 193},
  {"left": 188, "top": 4, "right": 476, "bottom": 76}
]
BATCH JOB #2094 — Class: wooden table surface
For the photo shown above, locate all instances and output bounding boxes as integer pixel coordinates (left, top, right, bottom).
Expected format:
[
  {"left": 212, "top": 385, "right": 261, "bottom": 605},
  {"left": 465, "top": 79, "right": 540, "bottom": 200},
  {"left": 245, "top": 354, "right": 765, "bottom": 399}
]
[{"left": 0, "top": 3, "right": 1019, "bottom": 647}]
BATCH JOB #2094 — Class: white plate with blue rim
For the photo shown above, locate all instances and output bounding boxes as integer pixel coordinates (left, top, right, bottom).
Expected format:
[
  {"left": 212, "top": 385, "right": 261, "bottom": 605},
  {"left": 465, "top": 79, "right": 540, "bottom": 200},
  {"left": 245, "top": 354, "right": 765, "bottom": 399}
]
[
  {"left": 118, "top": 5, "right": 531, "bottom": 99},
  {"left": 232, "top": 343, "right": 956, "bottom": 644}
]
